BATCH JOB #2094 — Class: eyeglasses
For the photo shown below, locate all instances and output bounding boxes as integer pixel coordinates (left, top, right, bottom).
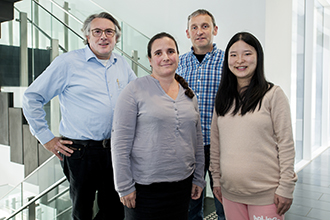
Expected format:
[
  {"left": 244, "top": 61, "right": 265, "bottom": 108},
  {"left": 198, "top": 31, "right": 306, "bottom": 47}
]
[{"left": 91, "top": 28, "right": 116, "bottom": 37}]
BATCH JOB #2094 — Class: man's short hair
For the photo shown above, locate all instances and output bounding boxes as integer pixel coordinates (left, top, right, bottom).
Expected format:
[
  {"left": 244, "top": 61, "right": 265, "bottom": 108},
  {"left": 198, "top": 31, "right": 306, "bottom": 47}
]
[
  {"left": 187, "top": 9, "right": 216, "bottom": 29},
  {"left": 82, "top": 12, "right": 121, "bottom": 45}
]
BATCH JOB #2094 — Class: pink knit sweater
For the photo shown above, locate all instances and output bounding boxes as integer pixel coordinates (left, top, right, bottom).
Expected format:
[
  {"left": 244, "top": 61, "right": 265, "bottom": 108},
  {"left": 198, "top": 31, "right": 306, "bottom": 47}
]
[{"left": 210, "top": 85, "right": 297, "bottom": 205}]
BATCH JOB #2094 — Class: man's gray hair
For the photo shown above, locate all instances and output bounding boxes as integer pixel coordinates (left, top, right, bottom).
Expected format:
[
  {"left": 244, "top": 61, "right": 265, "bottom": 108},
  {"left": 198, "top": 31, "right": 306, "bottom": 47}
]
[
  {"left": 187, "top": 9, "right": 216, "bottom": 29},
  {"left": 82, "top": 12, "right": 121, "bottom": 45}
]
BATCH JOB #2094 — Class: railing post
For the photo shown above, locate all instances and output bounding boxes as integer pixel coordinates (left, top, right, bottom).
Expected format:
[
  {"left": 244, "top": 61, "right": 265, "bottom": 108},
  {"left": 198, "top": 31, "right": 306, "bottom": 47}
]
[
  {"left": 20, "top": 12, "right": 28, "bottom": 87},
  {"left": 28, "top": 197, "right": 36, "bottom": 220},
  {"left": 9, "top": 20, "right": 13, "bottom": 46},
  {"left": 34, "top": 0, "right": 39, "bottom": 49},
  {"left": 11, "top": 197, "right": 16, "bottom": 220},
  {"left": 63, "top": 1, "right": 69, "bottom": 51},
  {"left": 131, "top": 50, "right": 138, "bottom": 76},
  {"left": 51, "top": 39, "right": 59, "bottom": 61},
  {"left": 50, "top": 39, "right": 60, "bottom": 137}
]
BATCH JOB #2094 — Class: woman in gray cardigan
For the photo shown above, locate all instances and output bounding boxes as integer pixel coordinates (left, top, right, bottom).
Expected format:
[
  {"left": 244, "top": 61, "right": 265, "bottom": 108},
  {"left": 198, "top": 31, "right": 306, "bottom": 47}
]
[{"left": 111, "top": 32, "right": 205, "bottom": 220}]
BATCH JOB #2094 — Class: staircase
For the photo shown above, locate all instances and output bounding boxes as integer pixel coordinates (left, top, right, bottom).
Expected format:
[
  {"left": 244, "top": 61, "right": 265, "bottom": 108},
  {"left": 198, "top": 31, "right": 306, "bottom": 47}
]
[
  {"left": 0, "top": 0, "right": 151, "bottom": 174},
  {"left": 0, "top": 0, "right": 151, "bottom": 219}
]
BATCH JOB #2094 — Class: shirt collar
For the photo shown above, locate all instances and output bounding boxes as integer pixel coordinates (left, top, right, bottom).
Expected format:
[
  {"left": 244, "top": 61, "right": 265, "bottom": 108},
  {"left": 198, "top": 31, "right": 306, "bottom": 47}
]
[
  {"left": 189, "top": 43, "right": 217, "bottom": 57},
  {"left": 84, "top": 45, "right": 117, "bottom": 65},
  {"left": 188, "top": 43, "right": 217, "bottom": 64}
]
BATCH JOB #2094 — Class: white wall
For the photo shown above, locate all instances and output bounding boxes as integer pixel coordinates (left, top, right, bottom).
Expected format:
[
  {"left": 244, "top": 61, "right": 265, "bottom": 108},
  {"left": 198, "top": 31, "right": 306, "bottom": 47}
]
[
  {"left": 94, "top": 0, "right": 266, "bottom": 54},
  {"left": 264, "top": 0, "right": 294, "bottom": 101},
  {"left": 0, "top": 145, "right": 24, "bottom": 187},
  {"left": 94, "top": 0, "right": 294, "bottom": 98}
]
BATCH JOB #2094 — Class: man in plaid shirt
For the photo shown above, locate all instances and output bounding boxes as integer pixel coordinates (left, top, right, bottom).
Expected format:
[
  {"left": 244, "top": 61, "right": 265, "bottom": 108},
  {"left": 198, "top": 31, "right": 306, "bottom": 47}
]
[{"left": 177, "top": 9, "right": 225, "bottom": 220}]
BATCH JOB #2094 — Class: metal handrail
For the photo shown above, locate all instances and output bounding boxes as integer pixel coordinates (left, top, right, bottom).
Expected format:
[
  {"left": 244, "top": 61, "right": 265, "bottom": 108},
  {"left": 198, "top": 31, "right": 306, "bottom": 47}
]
[
  {"left": 46, "top": 0, "right": 150, "bottom": 41},
  {"left": 56, "top": 206, "right": 72, "bottom": 219},
  {"left": 0, "top": 154, "right": 58, "bottom": 202},
  {"left": 14, "top": 7, "right": 67, "bottom": 53},
  {"left": 31, "top": 0, "right": 84, "bottom": 40},
  {"left": 47, "top": 186, "right": 69, "bottom": 204},
  {"left": 31, "top": 0, "right": 151, "bottom": 74},
  {"left": 47, "top": 0, "right": 84, "bottom": 24},
  {"left": 4, "top": 177, "right": 67, "bottom": 220}
]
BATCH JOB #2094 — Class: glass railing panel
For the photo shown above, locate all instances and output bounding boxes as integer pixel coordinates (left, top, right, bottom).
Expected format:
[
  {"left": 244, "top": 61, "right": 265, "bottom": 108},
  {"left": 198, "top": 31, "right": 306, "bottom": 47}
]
[
  {"left": 137, "top": 65, "right": 151, "bottom": 78},
  {"left": 0, "top": 5, "right": 55, "bottom": 88},
  {"left": 38, "top": 181, "right": 71, "bottom": 220},
  {"left": 121, "top": 22, "right": 151, "bottom": 77},
  {"left": 21, "top": 156, "right": 64, "bottom": 205},
  {"left": 0, "top": 156, "right": 65, "bottom": 219},
  {"left": 64, "top": 0, "right": 98, "bottom": 21},
  {"left": 0, "top": 10, "right": 20, "bottom": 47},
  {"left": 9, "top": 0, "right": 151, "bottom": 80},
  {"left": 30, "top": 0, "right": 84, "bottom": 53},
  {"left": 0, "top": 183, "right": 23, "bottom": 219},
  {"left": 35, "top": 0, "right": 151, "bottom": 75},
  {"left": 65, "top": 23, "right": 85, "bottom": 52},
  {"left": 0, "top": 10, "right": 23, "bottom": 89},
  {"left": 4, "top": 179, "right": 70, "bottom": 220}
]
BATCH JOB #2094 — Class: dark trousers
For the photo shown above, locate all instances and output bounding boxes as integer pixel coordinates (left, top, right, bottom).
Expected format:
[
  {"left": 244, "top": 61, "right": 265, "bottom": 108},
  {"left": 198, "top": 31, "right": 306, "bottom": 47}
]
[
  {"left": 60, "top": 143, "right": 124, "bottom": 220},
  {"left": 125, "top": 175, "right": 193, "bottom": 220},
  {"left": 188, "top": 145, "right": 225, "bottom": 220}
]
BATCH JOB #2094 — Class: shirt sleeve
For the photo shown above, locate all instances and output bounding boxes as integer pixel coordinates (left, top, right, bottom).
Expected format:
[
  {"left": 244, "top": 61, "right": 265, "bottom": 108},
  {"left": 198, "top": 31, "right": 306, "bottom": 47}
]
[
  {"left": 192, "top": 97, "right": 206, "bottom": 189},
  {"left": 22, "top": 55, "right": 69, "bottom": 145},
  {"left": 111, "top": 83, "right": 137, "bottom": 197},
  {"left": 128, "top": 68, "right": 137, "bottom": 82},
  {"left": 270, "top": 87, "right": 297, "bottom": 199},
  {"left": 209, "top": 108, "right": 221, "bottom": 188}
]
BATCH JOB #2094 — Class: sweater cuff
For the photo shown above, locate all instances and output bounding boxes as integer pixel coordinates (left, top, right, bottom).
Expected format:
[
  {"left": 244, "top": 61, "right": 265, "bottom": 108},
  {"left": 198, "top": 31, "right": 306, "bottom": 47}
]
[
  {"left": 118, "top": 185, "right": 136, "bottom": 198},
  {"left": 193, "top": 178, "right": 206, "bottom": 189},
  {"left": 275, "top": 173, "right": 298, "bottom": 199}
]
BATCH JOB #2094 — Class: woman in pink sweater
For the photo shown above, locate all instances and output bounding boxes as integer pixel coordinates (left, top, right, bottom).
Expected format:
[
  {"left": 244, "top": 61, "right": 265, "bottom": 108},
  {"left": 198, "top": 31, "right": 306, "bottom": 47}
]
[{"left": 210, "top": 32, "right": 297, "bottom": 220}]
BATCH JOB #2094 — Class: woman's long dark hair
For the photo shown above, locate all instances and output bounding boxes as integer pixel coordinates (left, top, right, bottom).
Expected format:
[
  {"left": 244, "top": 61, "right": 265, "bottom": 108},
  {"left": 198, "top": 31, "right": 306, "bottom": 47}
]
[{"left": 215, "top": 32, "right": 273, "bottom": 116}]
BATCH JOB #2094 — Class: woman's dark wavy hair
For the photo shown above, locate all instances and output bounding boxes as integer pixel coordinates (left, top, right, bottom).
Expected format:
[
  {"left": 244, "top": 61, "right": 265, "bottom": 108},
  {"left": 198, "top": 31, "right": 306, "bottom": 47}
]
[
  {"left": 147, "top": 32, "right": 194, "bottom": 99},
  {"left": 215, "top": 32, "right": 273, "bottom": 116}
]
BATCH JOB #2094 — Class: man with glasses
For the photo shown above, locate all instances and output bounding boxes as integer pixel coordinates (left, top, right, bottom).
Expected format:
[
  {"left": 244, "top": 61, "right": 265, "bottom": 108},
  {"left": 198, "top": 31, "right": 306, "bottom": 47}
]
[{"left": 22, "top": 12, "right": 136, "bottom": 220}]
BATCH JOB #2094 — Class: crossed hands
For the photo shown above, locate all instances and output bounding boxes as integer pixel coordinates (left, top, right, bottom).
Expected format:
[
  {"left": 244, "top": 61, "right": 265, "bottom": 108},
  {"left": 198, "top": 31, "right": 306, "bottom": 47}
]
[
  {"left": 43, "top": 137, "right": 74, "bottom": 161},
  {"left": 120, "top": 184, "right": 203, "bottom": 209}
]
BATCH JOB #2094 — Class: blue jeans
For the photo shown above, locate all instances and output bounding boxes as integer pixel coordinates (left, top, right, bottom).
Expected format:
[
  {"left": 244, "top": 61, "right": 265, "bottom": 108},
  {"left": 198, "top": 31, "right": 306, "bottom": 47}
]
[
  {"left": 60, "top": 143, "right": 124, "bottom": 220},
  {"left": 188, "top": 145, "right": 225, "bottom": 220}
]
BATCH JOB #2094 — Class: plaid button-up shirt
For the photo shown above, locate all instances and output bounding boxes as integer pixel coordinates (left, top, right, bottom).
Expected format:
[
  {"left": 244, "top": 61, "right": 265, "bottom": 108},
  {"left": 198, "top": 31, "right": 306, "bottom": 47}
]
[{"left": 177, "top": 44, "right": 224, "bottom": 146}]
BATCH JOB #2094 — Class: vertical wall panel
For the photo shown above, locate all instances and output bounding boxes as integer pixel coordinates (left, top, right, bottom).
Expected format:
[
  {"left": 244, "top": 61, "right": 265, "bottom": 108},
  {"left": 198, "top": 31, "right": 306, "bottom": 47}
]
[
  {"left": 38, "top": 143, "right": 52, "bottom": 166},
  {"left": 9, "top": 107, "right": 24, "bottom": 164},
  {"left": 0, "top": 92, "right": 13, "bottom": 145},
  {"left": 23, "top": 124, "right": 38, "bottom": 177}
]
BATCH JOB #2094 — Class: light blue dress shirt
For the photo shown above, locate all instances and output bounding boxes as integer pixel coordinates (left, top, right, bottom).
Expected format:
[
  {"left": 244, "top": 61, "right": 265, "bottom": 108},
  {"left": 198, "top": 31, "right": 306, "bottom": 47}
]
[{"left": 22, "top": 46, "right": 137, "bottom": 145}]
